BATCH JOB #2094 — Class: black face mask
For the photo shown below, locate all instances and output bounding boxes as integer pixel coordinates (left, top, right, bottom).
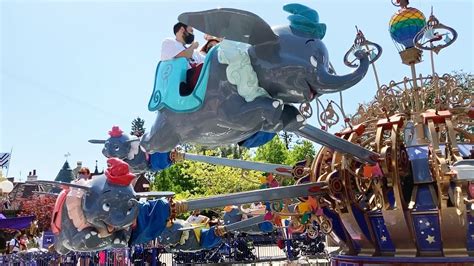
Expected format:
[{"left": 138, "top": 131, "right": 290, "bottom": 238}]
[{"left": 183, "top": 31, "right": 194, "bottom": 44}]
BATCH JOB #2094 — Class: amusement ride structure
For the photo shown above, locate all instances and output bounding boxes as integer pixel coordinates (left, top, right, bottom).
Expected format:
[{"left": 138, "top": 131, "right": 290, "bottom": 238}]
[{"left": 28, "top": 0, "right": 473, "bottom": 265}]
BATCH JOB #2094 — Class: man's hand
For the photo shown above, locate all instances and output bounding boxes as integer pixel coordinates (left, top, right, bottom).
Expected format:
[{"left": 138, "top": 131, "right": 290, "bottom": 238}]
[
  {"left": 190, "top": 41, "right": 199, "bottom": 50},
  {"left": 175, "top": 41, "right": 199, "bottom": 59}
]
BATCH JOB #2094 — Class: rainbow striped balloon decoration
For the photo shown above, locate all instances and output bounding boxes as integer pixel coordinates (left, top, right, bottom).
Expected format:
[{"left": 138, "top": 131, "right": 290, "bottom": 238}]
[{"left": 389, "top": 7, "right": 426, "bottom": 49}]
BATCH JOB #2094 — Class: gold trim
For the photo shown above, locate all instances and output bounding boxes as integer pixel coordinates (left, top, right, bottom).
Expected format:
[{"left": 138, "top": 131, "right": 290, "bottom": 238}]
[
  {"left": 424, "top": 113, "right": 468, "bottom": 256},
  {"left": 377, "top": 117, "right": 418, "bottom": 257}
]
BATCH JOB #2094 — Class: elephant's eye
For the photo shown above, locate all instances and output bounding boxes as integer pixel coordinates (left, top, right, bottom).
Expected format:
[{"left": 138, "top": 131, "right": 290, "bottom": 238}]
[
  {"left": 305, "top": 39, "right": 315, "bottom": 45},
  {"left": 114, "top": 145, "right": 120, "bottom": 151},
  {"left": 310, "top": 56, "right": 318, "bottom": 68},
  {"left": 126, "top": 208, "right": 133, "bottom": 216},
  {"left": 102, "top": 203, "right": 111, "bottom": 212}
]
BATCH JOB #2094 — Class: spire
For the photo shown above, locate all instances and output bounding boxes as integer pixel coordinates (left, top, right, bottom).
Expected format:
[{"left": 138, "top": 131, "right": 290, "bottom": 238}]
[
  {"left": 54, "top": 160, "right": 74, "bottom": 183},
  {"left": 92, "top": 160, "right": 104, "bottom": 176}
]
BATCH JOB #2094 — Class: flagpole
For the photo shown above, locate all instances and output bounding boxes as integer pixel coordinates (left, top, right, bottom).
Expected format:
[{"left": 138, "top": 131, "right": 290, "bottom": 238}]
[{"left": 6, "top": 147, "right": 13, "bottom": 177}]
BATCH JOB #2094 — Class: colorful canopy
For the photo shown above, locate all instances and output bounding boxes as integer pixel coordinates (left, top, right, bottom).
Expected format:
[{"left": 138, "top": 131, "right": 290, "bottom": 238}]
[{"left": 0, "top": 214, "right": 35, "bottom": 230}]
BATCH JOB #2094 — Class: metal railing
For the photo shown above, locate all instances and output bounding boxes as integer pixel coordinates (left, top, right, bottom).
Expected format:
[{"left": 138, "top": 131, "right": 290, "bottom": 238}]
[{"left": 0, "top": 234, "right": 327, "bottom": 265}]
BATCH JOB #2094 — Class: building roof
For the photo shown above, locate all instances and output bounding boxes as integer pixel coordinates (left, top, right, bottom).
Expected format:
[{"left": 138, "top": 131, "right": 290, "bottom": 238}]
[
  {"left": 134, "top": 174, "right": 151, "bottom": 193},
  {"left": 54, "top": 160, "right": 74, "bottom": 183},
  {"left": 91, "top": 160, "right": 104, "bottom": 177},
  {"left": 7, "top": 182, "right": 46, "bottom": 210},
  {"left": 9, "top": 182, "right": 45, "bottom": 199}
]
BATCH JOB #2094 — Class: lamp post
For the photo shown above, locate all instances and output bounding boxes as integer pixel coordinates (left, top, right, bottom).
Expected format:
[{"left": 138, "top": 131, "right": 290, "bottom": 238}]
[{"left": 389, "top": 2, "right": 427, "bottom": 144}]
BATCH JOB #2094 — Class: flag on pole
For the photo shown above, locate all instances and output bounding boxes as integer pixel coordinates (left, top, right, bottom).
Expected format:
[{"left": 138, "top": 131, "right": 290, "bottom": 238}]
[{"left": 0, "top": 153, "right": 11, "bottom": 169}]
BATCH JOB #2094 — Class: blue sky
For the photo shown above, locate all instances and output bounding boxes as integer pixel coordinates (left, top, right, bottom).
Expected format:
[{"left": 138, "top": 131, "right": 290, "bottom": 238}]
[{"left": 1, "top": 0, "right": 472, "bottom": 181}]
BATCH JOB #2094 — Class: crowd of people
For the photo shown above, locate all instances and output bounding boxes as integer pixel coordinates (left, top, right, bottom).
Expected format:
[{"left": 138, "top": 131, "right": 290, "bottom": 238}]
[
  {"left": 4, "top": 221, "right": 44, "bottom": 255},
  {"left": 7, "top": 232, "right": 38, "bottom": 254}
]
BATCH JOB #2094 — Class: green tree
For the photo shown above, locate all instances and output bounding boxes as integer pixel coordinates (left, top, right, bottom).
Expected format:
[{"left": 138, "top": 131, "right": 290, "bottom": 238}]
[
  {"left": 181, "top": 150, "right": 260, "bottom": 196},
  {"left": 279, "top": 131, "right": 295, "bottom": 149},
  {"left": 254, "top": 135, "right": 289, "bottom": 164},
  {"left": 286, "top": 140, "right": 316, "bottom": 165},
  {"left": 131, "top": 117, "right": 146, "bottom": 137},
  {"left": 152, "top": 162, "right": 199, "bottom": 194},
  {"left": 219, "top": 144, "right": 246, "bottom": 159},
  {"left": 152, "top": 148, "right": 261, "bottom": 199}
]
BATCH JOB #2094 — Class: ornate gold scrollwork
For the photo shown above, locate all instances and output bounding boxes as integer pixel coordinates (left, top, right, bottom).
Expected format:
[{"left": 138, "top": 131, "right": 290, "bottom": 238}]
[
  {"left": 318, "top": 215, "right": 333, "bottom": 235},
  {"left": 374, "top": 114, "right": 418, "bottom": 256},
  {"left": 423, "top": 110, "right": 468, "bottom": 256},
  {"left": 314, "top": 71, "right": 472, "bottom": 257},
  {"left": 335, "top": 129, "right": 378, "bottom": 255}
]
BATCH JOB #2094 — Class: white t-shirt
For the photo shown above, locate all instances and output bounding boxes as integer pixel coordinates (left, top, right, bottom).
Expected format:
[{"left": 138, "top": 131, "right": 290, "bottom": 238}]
[
  {"left": 186, "top": 214, "right": 208, "bottom": 224},
  {"left": 9, "top": 238, "right": 20, "bottom": 253},
  {"left": 161, "top": 38, "right": 204, "bottom": 67},
  {"left": 37, "top": 235, "right": 43, "bottom": 249}
]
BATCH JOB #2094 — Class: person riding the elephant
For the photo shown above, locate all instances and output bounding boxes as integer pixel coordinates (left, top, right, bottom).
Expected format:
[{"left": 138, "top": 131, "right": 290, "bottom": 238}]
[
  {"left": 76, "top": 167, "right": 91, "bottom": 181},
  {"left": 161, "top": 22, "right": 204, "bottom": 96},
  {"left": 200, "top": 34, "right": 221, "bottom": 55},
  {"left": 186, "top": 209, "right": 210, "bottom": 225}
]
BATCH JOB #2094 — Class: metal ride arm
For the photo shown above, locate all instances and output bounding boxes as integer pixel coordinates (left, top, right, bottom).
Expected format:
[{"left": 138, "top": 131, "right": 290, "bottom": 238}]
[
  {"left": 178, "top": 215, "right": 266, "bottom": 233},
  {"left": 178, "top": 182, "right": 326, "bottom": 212},
  {"left": 223, "top": 215, "right": 265, "bottom": 232},
  {"left": 297, "top": 124, "right": 380, "bottom": 165},
  {"left": 181, "top": 153, "right": 294, "bottom": 177}
]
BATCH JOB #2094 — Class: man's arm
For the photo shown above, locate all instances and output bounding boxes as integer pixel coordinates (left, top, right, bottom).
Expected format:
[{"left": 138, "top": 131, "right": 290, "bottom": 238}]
[
  {"left": 186, "top": 215, "right": 195, "bottom": 224},
  {"left": 200, "top": 215, "right": 210, "bottom": 224},
  {"left": 161, "top": 39, "right": 199, "bottom": 61},
  {"left": 175, "top": 42, "right": 199, "bottom": 59}
]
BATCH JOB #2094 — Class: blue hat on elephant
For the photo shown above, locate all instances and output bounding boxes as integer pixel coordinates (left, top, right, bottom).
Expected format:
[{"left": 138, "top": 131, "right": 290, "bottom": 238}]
[{"left": 283, "top": 3, "right": 326, "bottom": 40}]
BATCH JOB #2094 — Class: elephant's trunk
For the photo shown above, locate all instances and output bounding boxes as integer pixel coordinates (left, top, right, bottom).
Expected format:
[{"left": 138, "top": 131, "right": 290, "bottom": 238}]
[{"left": 315, "top": 52, "right": 370, "bottom": 93}]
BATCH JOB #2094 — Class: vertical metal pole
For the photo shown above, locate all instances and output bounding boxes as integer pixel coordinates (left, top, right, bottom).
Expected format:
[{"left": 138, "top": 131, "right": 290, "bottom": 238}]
[
  {"left": 6, "top": 147, "right": 13, "bottom": 177},
  {"left": 410, "top": 64, "right": 420, "bottom": 112},
  {"left": 151, "top": 247, "right": 157, "bottom": 266},
  {"left": 372, "top": 63, "right": 381, "bottom": 90},
  {"left": 285, "top": 219, "right": 293, "bottom": 261},
  {"left": 364, "top": 43, "right": 381, "bottom": 90},
  {"left": 410, "top": 64, "right": 426, "bottom": 145},
  {"left": 430, "top": 48, "right": 436, "bottom": 76}
]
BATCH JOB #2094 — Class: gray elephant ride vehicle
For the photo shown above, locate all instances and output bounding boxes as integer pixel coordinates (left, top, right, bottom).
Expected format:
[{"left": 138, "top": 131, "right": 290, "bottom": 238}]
[{"left": 141, "top": 4, "right": 376, "bottom": 162}]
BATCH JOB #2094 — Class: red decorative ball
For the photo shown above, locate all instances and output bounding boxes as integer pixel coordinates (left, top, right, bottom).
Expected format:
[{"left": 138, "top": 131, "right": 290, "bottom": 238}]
[{"left": 108, "top": 126, "right": 123, "bottom": 138}]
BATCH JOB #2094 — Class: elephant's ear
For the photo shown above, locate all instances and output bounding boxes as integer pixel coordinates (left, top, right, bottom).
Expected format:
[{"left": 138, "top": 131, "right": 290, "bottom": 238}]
[
  {"left": 29, "top": 180, "right": 91, "bottom": 193},
  {"left": 178, "top": 8, "right": 278, "bottom": 45}
]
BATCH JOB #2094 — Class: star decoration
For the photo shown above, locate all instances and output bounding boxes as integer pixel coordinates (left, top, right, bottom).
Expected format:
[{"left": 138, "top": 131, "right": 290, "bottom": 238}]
[
  {"left": 471, "top": 235, "right": 474, "bottom": 239},
  {"left": 381, "top": 235, "right": 387, "bottom": 242},
  {"left": 425, "top": 222, "right": 430, "bottom": 226},
  {"left": 426, "top": 235, "right": 436, "bottom": 244}
]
